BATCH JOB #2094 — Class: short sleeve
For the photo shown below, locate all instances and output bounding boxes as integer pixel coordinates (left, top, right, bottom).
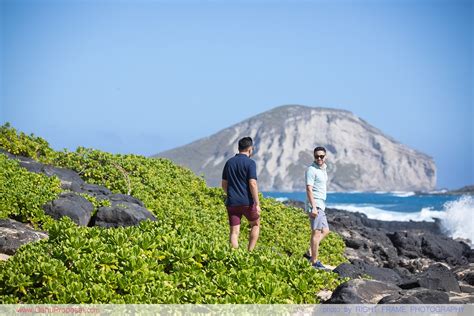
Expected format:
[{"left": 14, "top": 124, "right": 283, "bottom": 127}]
[
  {"left": 222, "top": 162, "right": 228, "bottom": 180},
  {"left": 248, "top": 160, "right": 257, "bottom": 180},
  {"left": 305, "top": 167, "right": 316, "bottom": 186}
]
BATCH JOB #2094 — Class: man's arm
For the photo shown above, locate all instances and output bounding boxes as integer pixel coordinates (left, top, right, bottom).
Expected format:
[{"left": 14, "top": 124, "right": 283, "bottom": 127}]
[
  {"left": 306, "top": 184, "right": 318, "bottom": 218},
  {"left": 221, "top": 179, "right": 228, "bottom": 194},
  {"left": 249, "top": 179, "right": 261, "bottom": 213},
  {"left": 222, "top": 161, "right": 229, "bottom": 200},
  {"left": 221, "top": 179, "right": 228, "bottom": 204}
]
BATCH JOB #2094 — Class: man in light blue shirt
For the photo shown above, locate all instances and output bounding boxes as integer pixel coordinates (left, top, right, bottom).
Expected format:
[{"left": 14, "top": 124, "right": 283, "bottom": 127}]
[{"left": 305, "top": 146, "right": 330, "bottom": 269}]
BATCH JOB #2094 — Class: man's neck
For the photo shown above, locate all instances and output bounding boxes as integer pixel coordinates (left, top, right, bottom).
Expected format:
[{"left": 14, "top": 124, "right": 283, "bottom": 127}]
[
  {"left": 239, "top": 151, "right": 251, "bottom": 157},
  {"left": 313, "top": 161, "right": 325, "bottom": 168}
]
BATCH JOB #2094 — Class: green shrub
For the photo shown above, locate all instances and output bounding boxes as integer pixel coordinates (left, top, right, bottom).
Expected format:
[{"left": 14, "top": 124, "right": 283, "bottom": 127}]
[
  {"left": 0, "top": 154, "right": 61, "bottom": 225},
  {"left": 0, "top": 124, "right": 347, "bottom": 303},
  {"left": 77, "top": 193, "right": 111, "bottom": 217},
  {"left": 0, "top": 218, "right": 343, "bottom": 304},
  {"left": 0, "top": 123, "right": 56, "bottom": 162}
]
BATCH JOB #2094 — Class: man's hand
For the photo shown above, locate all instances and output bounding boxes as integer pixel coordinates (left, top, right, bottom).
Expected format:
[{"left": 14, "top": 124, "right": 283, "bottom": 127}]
[
  {"left": 255, "top": 204, "right": 261, "bottom": 215},
  {"left": 310, "top": 207, "right": 319, "bottom": 218},
  {"left": 249, "top": 179, "right": 260, "bottom": 210}
]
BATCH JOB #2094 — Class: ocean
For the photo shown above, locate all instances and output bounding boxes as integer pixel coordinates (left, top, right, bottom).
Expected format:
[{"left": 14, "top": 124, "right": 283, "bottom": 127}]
[{"left": 263, "top": 191, "right": 474, "bottom": 247}]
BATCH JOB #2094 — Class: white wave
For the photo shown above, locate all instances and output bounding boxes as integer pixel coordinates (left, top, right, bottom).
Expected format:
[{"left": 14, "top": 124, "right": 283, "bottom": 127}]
[
  {"left": 390, "top": 191, "right": 416, "bottom": 197},
  {"left": 373, "top": 191, "right": 419, "bottom": 197},
  {"left": 274, "top": 197, "right": 288, "bottom": 202},
  {"left": 429, "top": 189, "right": 448, "bottom": 194},
  {"left": 328, "top": 203, "right": 445, "bottom": 222},
  {"left": 440, "top": 196, "right": 474, "bottom": 246},
  {"left": 330, "top": 196, "right": 474, "bottom": 247}
]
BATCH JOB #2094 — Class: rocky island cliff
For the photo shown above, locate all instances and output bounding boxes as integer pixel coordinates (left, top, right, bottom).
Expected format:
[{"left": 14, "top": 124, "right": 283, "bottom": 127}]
[{"left": 155, "top": 105, "right": 436, "bottom": 192}]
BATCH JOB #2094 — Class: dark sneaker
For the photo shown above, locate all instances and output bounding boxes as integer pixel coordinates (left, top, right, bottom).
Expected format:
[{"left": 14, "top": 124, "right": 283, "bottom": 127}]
[{"left": 312, "top": 260, "right": 326, "bottom": 269}]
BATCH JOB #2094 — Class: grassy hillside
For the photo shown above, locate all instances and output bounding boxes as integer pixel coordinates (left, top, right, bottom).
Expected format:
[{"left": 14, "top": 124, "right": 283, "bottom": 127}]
[{"left": 0, "top": 123, "right": 347, "bottom": 303}]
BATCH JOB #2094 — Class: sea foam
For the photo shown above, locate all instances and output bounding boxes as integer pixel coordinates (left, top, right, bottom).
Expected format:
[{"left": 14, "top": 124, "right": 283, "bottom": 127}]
[
  {"left": 329, "top": 196, "right": 474, "bottom": 247},
  {"left": 328, "top": 203, "right": 445, "bottom": 222},
  {"left": 440, "top": 195, "right": 474, "bottom": 246},
  {"left": 391, "top": 191, "right": 416, "bottom": 197}
]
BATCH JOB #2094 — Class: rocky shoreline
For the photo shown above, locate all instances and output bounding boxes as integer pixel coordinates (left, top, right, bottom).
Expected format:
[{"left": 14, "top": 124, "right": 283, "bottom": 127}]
[
  {"left": 284, "top": 200, "right": 474, "bottom": 304},
  {"left": 448, "top": 185, "right": 474, "bottom": 195},
  {"left": 415, "top": 185, "right": 474, "bottom": 196}
]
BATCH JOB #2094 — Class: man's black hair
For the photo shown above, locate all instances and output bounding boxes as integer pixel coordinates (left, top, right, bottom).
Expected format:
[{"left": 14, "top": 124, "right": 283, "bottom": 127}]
[
  {"left": 238, "top": 137, "right": 253, "bottom": 151},
  {"left": 314, "top": 146, "right": 326, "bottom": 154}
]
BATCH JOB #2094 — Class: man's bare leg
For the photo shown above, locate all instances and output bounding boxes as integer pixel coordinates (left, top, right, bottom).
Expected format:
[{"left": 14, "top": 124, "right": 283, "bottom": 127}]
[
  {"left": 230, "top": 224, "right": 240, "bottom": 248},
  {"left": 248, "top": 220, "right": 260, "bottom": 251},
  {"left": 320, "top": 228, "right": 330, "bottom": 242},
  {"left": 310, "top": 229, "right": 321, "bottom": 264},
  {"left": 308, "top": 228, "right": 330, "bottom": 258}
]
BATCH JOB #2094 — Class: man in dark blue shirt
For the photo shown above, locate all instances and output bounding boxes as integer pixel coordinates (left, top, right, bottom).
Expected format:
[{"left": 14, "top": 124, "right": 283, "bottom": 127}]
[{"left": 222, "top": 137, "right": 260, "bottom": 251}]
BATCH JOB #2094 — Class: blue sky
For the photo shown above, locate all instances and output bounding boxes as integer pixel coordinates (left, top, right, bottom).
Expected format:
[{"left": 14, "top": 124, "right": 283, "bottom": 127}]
[{"left": 1, "top": 0, "right": 472, "bottom": 189}]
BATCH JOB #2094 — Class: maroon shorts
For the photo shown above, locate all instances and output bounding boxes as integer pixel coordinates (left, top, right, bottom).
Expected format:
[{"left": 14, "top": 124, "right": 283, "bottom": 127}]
[{"left": 226, "top": 204, "right": 259, "bottom": 226}]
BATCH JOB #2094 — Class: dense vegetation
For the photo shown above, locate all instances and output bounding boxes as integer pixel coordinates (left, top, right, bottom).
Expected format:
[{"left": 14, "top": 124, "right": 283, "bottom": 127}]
[
  {"left": 0, "top": 154, "right": 60, "bottom": 226},
  {"left": 0, "top": 123, "right": 347, "bottom": 303}
]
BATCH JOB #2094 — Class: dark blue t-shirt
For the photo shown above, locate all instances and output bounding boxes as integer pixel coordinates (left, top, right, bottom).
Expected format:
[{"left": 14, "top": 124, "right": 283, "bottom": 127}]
[{"left": 222, "top": 153, "right": 257, "bottom": 206}]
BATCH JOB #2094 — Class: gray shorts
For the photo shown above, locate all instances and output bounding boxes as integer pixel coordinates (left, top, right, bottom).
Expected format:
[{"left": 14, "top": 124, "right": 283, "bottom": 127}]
[
  {"left": 307, "top": 199, "right": 329, "bottom": 231},
  {"left": 309, "top": 208, "right": 329, "bottom": 231}
]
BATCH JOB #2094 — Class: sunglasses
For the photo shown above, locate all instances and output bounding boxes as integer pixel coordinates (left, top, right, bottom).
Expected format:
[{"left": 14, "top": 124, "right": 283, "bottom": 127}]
[{"left": 315, "top": 155, "right": 325, "bottom": 159}]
